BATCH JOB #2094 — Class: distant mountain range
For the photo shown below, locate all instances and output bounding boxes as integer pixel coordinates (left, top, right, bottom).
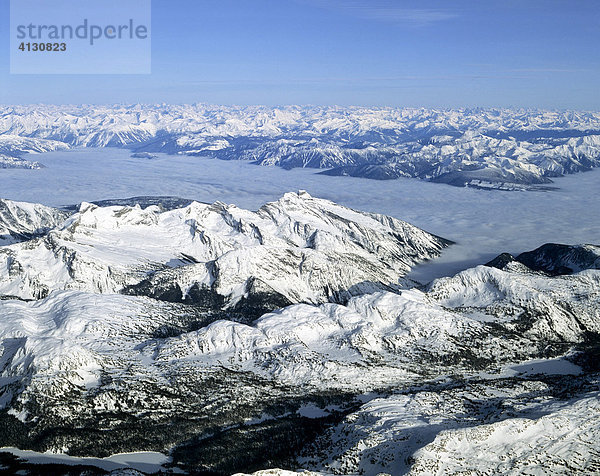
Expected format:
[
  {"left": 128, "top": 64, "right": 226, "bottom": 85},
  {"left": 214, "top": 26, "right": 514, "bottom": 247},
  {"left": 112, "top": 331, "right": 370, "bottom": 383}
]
[{"left": 1, "top": 105, "right": 600, "bottom": 189}]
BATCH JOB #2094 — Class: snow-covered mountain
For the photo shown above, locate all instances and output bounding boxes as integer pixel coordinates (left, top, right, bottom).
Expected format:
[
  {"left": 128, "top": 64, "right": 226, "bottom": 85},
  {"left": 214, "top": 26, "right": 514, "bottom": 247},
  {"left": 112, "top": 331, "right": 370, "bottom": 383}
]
[
  {"left": 0, "top": 192, "right": 449, "bottom": 308},
  {"left": 507, "top": 242, "right": 600, "bottom": 275},
  {"left": 0, "top": 194, "right": 598, "bottom": 474},
  {"left": 0, "top": 134, "right": 70, "bottom": 156},
  {"left": 321, "top": 132, "right": 600, "bottom": 189},
  {"left": 2, "top": 105, "right": 600, "bottom": 188}
]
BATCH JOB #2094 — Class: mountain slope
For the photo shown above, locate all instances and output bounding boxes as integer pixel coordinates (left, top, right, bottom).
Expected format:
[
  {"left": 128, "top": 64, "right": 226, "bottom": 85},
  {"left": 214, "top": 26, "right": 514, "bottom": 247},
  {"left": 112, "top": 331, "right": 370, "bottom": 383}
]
[
  {"left": 0, "top": 236, "right": 598, "bottom": 473},
  {"left": 515, "top": 243, "right": 600, "bottom": 275},
  {"left": 300, "top": 377, "right": 600, "bottom": 476}
]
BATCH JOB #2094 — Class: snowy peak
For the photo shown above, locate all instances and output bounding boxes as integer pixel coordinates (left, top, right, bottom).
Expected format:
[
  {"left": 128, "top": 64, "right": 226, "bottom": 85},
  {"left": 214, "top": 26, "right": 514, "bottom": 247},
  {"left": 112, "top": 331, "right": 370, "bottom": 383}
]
[
  {"left": 427, "top": 262, "right": 600, "bottom": 343},
  {"left": 0, "top": 194, "right": 450, "bottom": 309},
  {"left": 0, "top": 134, "right": 70, "bottom": 155},
  {"left": 0, "top": 134, "right": 70, "bottom": 169}
]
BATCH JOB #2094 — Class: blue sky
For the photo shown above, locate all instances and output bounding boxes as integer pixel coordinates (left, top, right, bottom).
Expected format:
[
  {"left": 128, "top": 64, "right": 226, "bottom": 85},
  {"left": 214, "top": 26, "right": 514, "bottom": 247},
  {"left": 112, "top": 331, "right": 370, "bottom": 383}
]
[{"left": 1, "top": 0, "right": 599, "bottom": 108}]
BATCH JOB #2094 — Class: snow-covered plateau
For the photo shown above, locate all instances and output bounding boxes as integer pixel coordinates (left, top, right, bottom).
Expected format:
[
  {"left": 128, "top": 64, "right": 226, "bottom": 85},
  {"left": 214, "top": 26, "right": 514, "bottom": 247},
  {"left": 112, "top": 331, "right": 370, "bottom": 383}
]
[
  {"left": 0, "top": 193, "right": 598, "bottom": 474},
  {"left": 2, "top": 105, "right": 600, "bottom": 189}
]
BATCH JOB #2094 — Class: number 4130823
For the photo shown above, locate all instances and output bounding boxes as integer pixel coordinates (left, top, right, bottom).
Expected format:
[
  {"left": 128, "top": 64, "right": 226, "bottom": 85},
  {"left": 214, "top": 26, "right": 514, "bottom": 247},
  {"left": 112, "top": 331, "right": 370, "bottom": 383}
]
[{"left": 18, "top": 42, "right": 67, "bottom": 52}]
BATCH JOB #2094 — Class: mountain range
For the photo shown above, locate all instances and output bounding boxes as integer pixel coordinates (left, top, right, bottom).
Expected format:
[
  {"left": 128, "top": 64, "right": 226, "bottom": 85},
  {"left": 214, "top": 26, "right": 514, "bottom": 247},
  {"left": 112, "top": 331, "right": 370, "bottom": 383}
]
[{"left": 2, "top": 105, "right": 600, "bottom": 189}]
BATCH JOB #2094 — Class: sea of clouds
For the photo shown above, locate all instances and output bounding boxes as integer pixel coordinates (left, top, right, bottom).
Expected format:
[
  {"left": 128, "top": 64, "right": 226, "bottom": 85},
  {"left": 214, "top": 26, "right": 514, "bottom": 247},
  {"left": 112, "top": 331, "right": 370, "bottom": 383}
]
[{"left": 1, "top": 148, "right": 598, "bottom": 281}]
